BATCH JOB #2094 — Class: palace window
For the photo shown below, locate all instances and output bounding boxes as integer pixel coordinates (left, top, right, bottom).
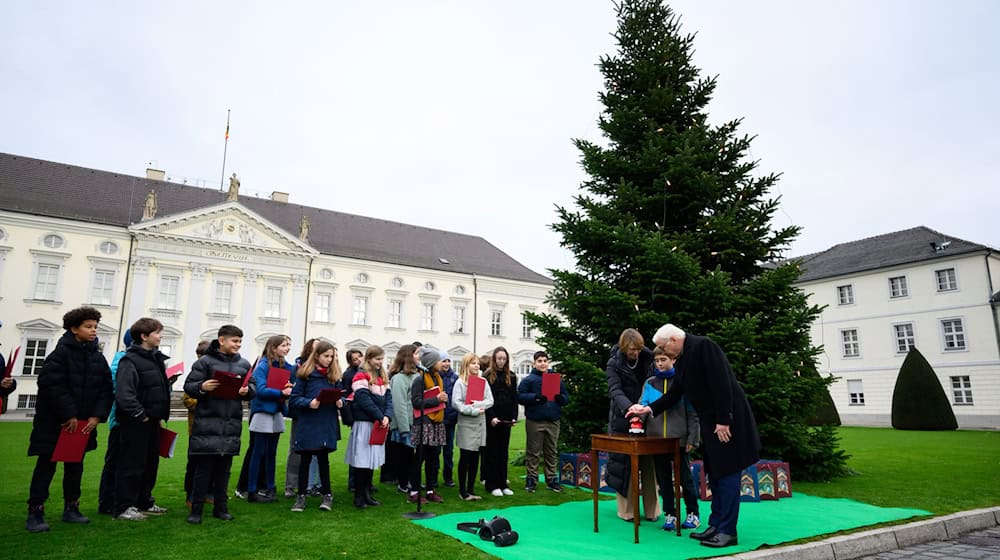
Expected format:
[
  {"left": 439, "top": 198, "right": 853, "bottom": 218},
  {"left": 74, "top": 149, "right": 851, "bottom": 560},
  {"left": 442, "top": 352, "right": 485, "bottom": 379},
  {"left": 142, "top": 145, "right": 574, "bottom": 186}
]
[
  {"left": 893, "top": 323, "right": 915, "bottom": 354},
  {"left": 841, "top": 329, "right": 860, "bottom": 358},
  {"left": 935, "top": 268, "right": 957, "bottom": 292},
  {"left": 951, "top": 376, "right": 973, "bottom": 404},
  {"left": 22, "top": 339, "right": 48, "bottom": 376},
  {"left": 941, "top": 318, "right": 966, "bottom": 351}
]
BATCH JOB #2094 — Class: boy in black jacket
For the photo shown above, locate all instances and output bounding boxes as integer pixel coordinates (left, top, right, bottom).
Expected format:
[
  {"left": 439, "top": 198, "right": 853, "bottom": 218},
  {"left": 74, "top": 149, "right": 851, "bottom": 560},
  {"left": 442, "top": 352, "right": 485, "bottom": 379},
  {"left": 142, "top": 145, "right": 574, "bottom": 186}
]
[
  {"left": 25, "top": 306, "right": 114, "bottom": 533},
  {"left": 517, "top": 351, "right": 569, "bottom": 493},
  {"left": 113, "top": 318, "right": 171, "bottom": 521}
]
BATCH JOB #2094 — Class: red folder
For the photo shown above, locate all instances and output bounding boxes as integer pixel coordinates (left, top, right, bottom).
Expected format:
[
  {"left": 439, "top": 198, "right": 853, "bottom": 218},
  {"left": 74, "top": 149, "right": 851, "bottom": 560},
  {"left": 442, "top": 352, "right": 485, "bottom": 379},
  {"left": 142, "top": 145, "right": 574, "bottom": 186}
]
[
  {"left": 4, "top": 346, "right": 20, "bottom": 378},
  {"left": 51, "top": 427, "right": 90, "bottom": 463},
  {"left": 413, "top": 386, "right": 445, "bottom": 418},
  {"left": 212, "top": 371, "right": 244, "bottom": 399},
  {"left": 541, "top": 372, "right": 562, "bottom": 401},
  {"left": 316, "top": 388, "right": 344, "bottom": 404},
  {"left": 369, "top": 422, "right": 389, "bottom": 445},
  {"left": 165, "top": 362, "right": 184, "bottom": 379},
  {"left": 159, "top": 428, "right": 178, "bottom": 458},
  {"left": 465, "top": 375, "right": 486, "bottom": 404},
  {"left": 266, "top": 367, "right": 291, "bottom": 390}
]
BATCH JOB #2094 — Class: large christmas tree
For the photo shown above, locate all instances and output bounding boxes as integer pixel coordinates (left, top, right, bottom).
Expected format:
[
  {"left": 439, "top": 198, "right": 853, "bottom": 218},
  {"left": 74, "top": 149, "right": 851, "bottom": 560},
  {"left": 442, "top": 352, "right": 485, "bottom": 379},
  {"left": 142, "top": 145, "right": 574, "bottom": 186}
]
[{"left": 531, "top": 0, "right": 848, "bottom": 481}]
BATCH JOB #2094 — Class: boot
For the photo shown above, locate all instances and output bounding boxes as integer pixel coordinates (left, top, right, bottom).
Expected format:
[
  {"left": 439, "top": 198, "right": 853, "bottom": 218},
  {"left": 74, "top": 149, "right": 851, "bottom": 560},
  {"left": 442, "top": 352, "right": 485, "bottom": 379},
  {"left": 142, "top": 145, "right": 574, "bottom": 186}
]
[
  {"left": 213, "top": 506, "right": 234, "bottom": 521},
  {"left": 62, "top": 500, "right": 90, "bottom": 524},
  {"left": 353, "top": 487, "right": 367, "bottom": 509},
  {"left": 362, "top": 470, "right": 380, "bottom": 506},
  {"left": 26, "top": 504, "right": 50, "bottom": 533},
  {"left": 186, "top": 503, "right": 203, "bottom": 524}
]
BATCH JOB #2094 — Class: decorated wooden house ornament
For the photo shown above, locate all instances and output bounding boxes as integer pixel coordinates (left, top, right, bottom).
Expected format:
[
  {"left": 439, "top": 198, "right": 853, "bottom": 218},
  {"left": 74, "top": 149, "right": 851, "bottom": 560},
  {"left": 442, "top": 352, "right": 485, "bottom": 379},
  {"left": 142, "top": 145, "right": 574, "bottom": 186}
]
[
  {"left": 559, "top": 453, "right": 578, "bottom": 486},
  {"left": 774, "top": 462, "right": 792, "bottom": 498},
  {"left": 739, "top": 465, "right": 760, "bottom": 502},
  {"left": 756, "top": 463, "right": 778, "bottom": 500},
  {"left": 576, "top": 453, "right": 593, "bottom": 489}
]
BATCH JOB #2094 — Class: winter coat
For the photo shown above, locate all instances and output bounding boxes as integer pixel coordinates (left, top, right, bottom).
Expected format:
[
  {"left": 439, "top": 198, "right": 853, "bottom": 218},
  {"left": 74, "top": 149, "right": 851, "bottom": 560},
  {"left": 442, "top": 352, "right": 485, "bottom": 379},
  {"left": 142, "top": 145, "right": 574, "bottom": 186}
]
[
  {"left": 390, "top": 371, "right": 417, "bottom": 433},
  {"left": 641, "top": 374, "right": 700, "bottom": 446},
  {"left": 485, "top": 369, "right": 519, "bottom": 423},
  {"left": 115, "top": 344, "right": 172, "bottom": 423},
  {"left": 28, "top": 331, "right": 114, "bottom": 456},
  {"left": 648, "top": 334, "right": 761, "bottom": 479},
  {"left": 351, "top": 371, "right": 391, "bottom": 425},
  {"left": 452, "top": 376, "right": 494, "bottom": 450},
  {"left": 517, "top": 369, "right": 569, "bottom": 422},
  {"left": 441, "top": 368, "right": 459, "bottom": 425},
  {"left": 183, "top": 341, "right": 255, "bottom": 456},
  {"left": 288, "top": 368, "right": 341, "bottom": 451},
  {"left": 606, "top": 345, "right": 654, "bottom": 434},
  {"left": 248, "top": 358, "right": 292, "bottom": 417},
  {"left": 411, "top": 370, "right": 445, "bottom": 426}
]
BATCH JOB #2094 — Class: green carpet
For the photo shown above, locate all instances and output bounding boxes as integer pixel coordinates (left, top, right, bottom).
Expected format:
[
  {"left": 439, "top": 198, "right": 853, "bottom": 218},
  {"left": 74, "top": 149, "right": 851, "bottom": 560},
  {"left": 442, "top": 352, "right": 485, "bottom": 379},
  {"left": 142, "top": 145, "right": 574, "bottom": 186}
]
[{"left": 413, "top": 493, "right": 930, "bottom": 559}]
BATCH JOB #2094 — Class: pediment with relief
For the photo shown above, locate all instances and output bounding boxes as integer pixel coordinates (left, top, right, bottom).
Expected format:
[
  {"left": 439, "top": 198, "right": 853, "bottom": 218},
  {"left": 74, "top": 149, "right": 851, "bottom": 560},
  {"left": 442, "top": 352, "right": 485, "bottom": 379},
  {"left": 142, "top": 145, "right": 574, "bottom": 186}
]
[{"left": 130, "top": 202, "right": 315, "bottom": 254}]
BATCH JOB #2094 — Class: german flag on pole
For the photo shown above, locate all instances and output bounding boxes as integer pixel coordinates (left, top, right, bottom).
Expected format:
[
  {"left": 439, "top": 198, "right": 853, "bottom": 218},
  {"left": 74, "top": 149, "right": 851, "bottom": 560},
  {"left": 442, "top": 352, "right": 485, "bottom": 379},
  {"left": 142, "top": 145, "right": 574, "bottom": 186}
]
[{"left": 225, "top": 122, "right": 229, "bottom": 140}]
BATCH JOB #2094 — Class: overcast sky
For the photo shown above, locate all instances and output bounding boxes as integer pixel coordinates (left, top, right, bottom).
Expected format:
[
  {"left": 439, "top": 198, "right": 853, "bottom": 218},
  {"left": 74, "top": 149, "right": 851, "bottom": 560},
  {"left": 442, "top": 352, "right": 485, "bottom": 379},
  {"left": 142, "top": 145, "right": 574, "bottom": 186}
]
[{"left": 2, "top": 1, "right": 997, "bottom": 278}]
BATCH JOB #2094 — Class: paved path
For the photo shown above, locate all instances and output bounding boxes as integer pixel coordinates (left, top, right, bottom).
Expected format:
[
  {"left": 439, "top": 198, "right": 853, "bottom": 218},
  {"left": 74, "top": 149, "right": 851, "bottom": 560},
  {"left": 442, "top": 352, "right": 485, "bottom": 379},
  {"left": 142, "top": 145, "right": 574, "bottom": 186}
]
[{"left": 858, "top": 527, "right": 1000, "bottom": 560}]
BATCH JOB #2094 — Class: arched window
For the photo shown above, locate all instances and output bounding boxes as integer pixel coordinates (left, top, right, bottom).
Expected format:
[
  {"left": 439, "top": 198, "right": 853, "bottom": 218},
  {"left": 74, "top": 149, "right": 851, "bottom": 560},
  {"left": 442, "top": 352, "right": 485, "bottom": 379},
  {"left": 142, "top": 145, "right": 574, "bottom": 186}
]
[{"left": 43, "top": 234, "right": 64, "bottom": 249}]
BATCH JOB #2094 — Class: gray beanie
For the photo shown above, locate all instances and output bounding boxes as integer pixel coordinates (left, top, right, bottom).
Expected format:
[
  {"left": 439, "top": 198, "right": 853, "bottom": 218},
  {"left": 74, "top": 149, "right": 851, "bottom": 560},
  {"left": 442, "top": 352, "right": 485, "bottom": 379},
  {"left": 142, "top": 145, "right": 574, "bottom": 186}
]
[{"left": 420, "top": 349, "right": 441, "bottom": 372}]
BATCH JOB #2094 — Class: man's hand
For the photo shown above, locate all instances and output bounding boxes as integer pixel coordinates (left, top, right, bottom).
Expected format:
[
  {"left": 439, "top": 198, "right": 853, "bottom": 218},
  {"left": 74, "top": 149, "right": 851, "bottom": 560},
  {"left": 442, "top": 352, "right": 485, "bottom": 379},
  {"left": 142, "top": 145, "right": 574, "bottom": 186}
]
[
  {"left": 81, "top": 417, "right": 100, "bottom": 434},
  {"left": 202, "top": 379, "right": 220, "bottom": 392},
  {"left": 714, "top": 424, "right": 731, "bottom": 443},
  {"left": 627, "top": 404, "right": 651, "bottom": 418},
  {"left": 491, "top": 418, "right": 500, "bottom": 427},
  {"left": 61, "top": 418, "right": 79, "bottom": 433}
]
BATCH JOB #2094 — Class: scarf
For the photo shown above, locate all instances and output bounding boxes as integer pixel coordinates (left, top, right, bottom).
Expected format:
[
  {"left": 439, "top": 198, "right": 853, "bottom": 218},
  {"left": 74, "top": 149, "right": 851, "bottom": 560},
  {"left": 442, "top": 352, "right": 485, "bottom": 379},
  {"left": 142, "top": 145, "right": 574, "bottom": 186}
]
[
  {"left": 654, "top": 367, "right": 676, "bottom": 379},
  {"left": 422, "top": 370, "right": 445, "bottom": 423}
]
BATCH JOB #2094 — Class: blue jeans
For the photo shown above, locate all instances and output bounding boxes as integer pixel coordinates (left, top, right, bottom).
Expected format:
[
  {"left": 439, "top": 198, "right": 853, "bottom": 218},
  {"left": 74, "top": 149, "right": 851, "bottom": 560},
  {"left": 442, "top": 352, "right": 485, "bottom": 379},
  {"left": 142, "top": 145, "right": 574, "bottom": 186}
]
[
  {"left": 247, "top": 432, "right": 279, "bottom": 493},
  {"left": 440, "top": 423, "right": 456, "bottom": 483}
]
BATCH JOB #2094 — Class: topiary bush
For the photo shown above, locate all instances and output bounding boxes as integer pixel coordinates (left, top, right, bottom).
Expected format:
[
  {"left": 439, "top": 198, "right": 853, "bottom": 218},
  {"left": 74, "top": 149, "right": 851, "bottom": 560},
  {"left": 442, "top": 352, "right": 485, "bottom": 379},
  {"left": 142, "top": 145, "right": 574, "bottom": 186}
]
[{"left": 891, "top": 347, "right": 958, "bottom": 430}]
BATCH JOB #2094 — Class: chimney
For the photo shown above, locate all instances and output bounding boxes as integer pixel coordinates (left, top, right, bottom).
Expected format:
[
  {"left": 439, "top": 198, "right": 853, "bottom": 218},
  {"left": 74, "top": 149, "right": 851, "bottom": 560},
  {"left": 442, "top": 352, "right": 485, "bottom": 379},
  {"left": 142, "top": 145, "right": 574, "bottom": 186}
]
[
  {"left": 146, "top": 168, "right": 165, "bottom": 181},
  {"left": 271, "top": 191, "right": 289, "bottom": 203}
]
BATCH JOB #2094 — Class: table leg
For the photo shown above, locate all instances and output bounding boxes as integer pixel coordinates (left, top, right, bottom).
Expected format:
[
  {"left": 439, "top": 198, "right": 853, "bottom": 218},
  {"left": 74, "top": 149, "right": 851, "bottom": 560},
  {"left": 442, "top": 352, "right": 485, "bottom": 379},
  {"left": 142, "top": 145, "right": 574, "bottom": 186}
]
[
  {"left": 673, "top": 444, "right": 682, "bottom": 536},
  {"left": 631, "top": 453, "right": 640, "bottom": 544},
  {"left": 592, "top": 448, "right": 599, "bottom": 533}
]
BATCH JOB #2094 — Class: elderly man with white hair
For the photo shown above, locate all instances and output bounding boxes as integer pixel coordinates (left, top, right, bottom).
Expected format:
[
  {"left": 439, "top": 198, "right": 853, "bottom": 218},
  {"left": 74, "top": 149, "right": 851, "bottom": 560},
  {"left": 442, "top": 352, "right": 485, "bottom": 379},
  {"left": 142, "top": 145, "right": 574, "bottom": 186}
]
[{"left": 629, "top": 324, "right": 760, "bottom": 549}]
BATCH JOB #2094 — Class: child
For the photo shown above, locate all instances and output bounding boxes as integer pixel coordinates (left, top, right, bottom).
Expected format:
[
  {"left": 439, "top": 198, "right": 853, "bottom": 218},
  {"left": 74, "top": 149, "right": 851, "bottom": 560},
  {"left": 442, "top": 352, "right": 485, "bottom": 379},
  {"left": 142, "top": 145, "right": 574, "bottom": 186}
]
[
  {"left": 642, "top": 347, "right": 701, "bottom": 531},
  {"left": 97, "top": 330, "right": 132, "bottom": 515},
  {"left": 284, "top": 338, "right": 321, "bottom": 498},
  {"left": 288, "top": 341, "right": 343, "bottom": 512},
  {"left": 517, "top": 350, "right": 569, "bottom": 493},
  {"left": 184, "top": 340, "right": 211, "bottom": 506},
  {"left": 112, "top": 317, "right": 172, "bottom": 521},
  {"left": 245, "top": 335, "right": 294, "bottom": 503},
  {"left": 25, "top": 306, "right": 114, "bottom": 533},
  {"left": 388, "top": 344, "right": 420, "bottom": 495},
  {"left": 451, "top": 353, "right": 493, "bottom": 501},
  {"left": 483, "top": 347, "right": 517, "bottom": 497},
  {"left": 409, "top": 349, "right": 449, "bottom": 504},
  {"left": 438, "top": 351, "right": 459, "bottom": 488},
  {"left": 183, "top": 324, "right": 254, "bottom": 524},
  {"left": 345, "top": 345, "right": 392, "bottom": 509}
]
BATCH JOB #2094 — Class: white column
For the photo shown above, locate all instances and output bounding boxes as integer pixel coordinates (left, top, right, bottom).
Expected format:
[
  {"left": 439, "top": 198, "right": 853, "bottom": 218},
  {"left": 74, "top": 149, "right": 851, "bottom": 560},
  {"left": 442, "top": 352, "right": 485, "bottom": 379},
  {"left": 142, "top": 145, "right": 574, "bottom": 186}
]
[
  {"left": 184, "top": 263, "right": 208, "bottom": 356},
  {"left": 128, "top": 257, "right": 154, "bottom": 316},
  {"left": 291, "top": 273, "right": 308, "bottom": 344},
  {"left": 240, "top": 269, "right": 259, "bottom": 345}
]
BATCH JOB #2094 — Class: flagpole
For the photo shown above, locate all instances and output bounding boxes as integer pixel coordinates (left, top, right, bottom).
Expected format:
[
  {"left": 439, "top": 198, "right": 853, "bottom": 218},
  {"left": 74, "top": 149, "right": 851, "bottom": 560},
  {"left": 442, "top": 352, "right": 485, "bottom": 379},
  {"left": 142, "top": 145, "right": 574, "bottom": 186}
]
[{"left": 220, "top": 109, "right": 230, "bottom": 190}]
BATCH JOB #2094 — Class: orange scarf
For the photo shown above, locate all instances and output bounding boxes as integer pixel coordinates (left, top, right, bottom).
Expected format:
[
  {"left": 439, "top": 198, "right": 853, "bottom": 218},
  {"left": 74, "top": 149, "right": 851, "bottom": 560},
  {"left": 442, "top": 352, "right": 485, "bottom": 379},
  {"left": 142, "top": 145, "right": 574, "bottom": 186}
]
[{"left": 422, "top": 371, "right": 445, "bottom": 423}]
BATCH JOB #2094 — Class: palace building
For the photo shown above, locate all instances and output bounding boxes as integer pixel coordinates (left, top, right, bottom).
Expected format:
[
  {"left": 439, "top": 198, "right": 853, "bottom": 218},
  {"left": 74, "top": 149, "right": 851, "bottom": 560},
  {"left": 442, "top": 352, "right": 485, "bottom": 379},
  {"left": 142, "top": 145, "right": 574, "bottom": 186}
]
[{"left": 0, "top": 153, "right": 552, "bottom": 416}]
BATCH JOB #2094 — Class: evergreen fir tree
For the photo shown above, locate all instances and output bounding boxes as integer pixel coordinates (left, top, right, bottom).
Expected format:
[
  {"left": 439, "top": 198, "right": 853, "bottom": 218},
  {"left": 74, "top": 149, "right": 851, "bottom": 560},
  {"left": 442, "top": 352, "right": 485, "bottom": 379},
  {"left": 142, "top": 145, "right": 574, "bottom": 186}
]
[
  {"left": 529, "top": 0, "right": 848, "bottom": 481},
  {"left": 891, "top": 348, "right": 958, "bottom": 430}
]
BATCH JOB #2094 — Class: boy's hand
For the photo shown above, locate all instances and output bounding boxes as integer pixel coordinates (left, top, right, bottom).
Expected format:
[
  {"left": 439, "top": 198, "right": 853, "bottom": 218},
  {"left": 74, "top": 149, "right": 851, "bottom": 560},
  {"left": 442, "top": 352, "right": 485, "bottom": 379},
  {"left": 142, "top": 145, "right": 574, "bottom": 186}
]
[
  {"left": 335, "top": 399, "right": 343, "bottom": 408},
  {"left": 237, "top": 386, "right": 249, "bottom": 397},
  {"left": 310, "top": 399, "right": 320, "bottom": 409},
  {"left": 534, "top": 394, "right": 547, "bottom": 404},
  {"left": 62, "top": 418, "right": 79, "bottom": 433},
  {"left": 82, "top": 417, "right": 100, "bottom": 434},
  {"left": 202, "top": 379, "right": 220, "bottom": 392},
  {"left": 281, "top": 387, "right": 292, "bottom": 396}
]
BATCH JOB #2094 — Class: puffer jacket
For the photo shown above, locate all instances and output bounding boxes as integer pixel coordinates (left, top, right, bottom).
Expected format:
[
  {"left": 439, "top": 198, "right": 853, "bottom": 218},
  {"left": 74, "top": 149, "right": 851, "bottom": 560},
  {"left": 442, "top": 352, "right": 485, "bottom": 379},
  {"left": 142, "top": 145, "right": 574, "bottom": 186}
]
[
  {"left": 288, "top": 367, "right": 341, "bottom": 451},
  {"left": 28, "top": 331, "right": 114, "bottom": 456},
  {"left": 115, "top": 344, "right": 172, "bottom": 423},
  {"left": 517, "top": 368, "right": 569, "bottom": 422},
  {"left": 183, "top": 340, "right": 254, "bottom": 456}
]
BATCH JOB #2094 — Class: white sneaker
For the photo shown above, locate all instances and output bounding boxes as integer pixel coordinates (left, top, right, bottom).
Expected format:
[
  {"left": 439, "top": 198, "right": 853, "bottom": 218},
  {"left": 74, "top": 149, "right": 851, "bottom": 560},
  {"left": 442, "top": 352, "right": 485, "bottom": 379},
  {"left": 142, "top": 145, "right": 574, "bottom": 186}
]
[
  {"left": 683, "top": 512, "right": 701, "bottom": 529},
  {"left": 491, "top": 489, "right": 504, "bottom": 497},
  {"left": 142, "top": 504, "right": 168, "bottom": 515},
  {"left": 501, "top": 488, "right": 514, "bottom": 496},
  {"left": 115, "top": 506, "right": 146, "bottom": 521}
]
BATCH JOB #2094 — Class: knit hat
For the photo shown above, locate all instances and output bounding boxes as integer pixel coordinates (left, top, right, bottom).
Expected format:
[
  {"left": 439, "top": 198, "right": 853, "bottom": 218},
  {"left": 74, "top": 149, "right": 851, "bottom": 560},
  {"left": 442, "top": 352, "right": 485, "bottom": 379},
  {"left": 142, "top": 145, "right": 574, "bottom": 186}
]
[
  {"left": 123, "top": 330, "right": 133, "bottom": 347},
  {"left": 419, "top": 349, "right": 441, "bottom": 372},
  {"left": 438, "top": 350, "right": 451, "bottom": 362}
]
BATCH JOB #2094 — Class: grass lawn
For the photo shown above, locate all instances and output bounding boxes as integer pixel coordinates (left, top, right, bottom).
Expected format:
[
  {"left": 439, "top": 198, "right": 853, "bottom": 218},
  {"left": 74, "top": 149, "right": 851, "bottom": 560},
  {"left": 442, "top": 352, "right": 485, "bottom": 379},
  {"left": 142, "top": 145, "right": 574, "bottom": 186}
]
[{"left": 1, "top": 422, "right": 997, "bottom": 559}]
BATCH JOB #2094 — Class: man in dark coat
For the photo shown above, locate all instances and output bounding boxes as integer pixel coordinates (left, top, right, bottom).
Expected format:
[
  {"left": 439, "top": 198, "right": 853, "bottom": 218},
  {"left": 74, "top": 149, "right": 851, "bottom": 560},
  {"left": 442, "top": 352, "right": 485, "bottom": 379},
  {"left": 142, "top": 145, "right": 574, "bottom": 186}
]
[
  {"left": 631, "top": 324, "right": 760, "bottom": 549},
  {"left": 25, "top": 306, "right": 114, "bottom": 533}
]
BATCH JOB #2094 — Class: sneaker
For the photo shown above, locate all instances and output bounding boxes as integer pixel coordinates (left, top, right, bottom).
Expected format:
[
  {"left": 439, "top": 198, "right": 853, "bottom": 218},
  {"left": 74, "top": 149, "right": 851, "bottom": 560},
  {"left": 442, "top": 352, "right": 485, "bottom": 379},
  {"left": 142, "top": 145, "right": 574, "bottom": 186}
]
[
  {"left": 116, "top": 506, "right": 147, "bottom": 521},
  {"left": 320, "top": 494, "right": 333, "bottom": 511},
  {"left": 396, "top": 484, "right": 409, "bottom": 494},
  {"left": 234, "top": 490, "right": 247, "bottom": 500},
  {"left": 407, "top": 492, "right": 424, "bottom": 504},
  {"left": 62, "top": 501, "right": 91, "bottom": 524},
  {"left": 501, "top": 488, "right": 514, "bottom": 496},
  {"left": 490, "top": 489, "right": 504, "bottom": 497},
  {"left": 308, "top": 486, "right": 323, "bottom": 497},
  {"left": 291, "top": 495, "right": 306, "bottom": 512},
  {"left": 468, "top": 494, "right": 482, "bottom": 501},
  {"left": 443, "top": 479, "right": 456, "bottom": 488},
  {"left": 284, "top": 488, "right": 296, "bottom": 498},
  {"left": 525, "top": 477, "right": 537, "bottom": 493},
  {"left": 546, "top": 481, "right": 563, "bottom": 493},
  {"left": 26, "top": 506, "right": 50, "bottom": 533},
  {"left": 425, "top": 491, "right": 444, "bottom": 503},
  {"left": 662, "top": 514, "right": 677, "bottom": 531},
  {"left": 142, "top": 504, "right": 168, "bottom": 515},
  {"left": 247, "top": 491, "right": 275, "bottom": 503},
  {"left": 682, "top": 513, "right": 701, "bottom": 529}
]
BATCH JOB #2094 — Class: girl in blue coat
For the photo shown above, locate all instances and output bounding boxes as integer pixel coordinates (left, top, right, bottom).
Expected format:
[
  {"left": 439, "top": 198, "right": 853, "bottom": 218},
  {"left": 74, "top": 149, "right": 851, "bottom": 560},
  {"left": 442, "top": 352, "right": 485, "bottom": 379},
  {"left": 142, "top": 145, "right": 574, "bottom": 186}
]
[
  {"left": 246, "top": 335, "right": 293, "bottom": 503},
  {"left": 288, "top": 341, "right": 343, "bottom": 512}
]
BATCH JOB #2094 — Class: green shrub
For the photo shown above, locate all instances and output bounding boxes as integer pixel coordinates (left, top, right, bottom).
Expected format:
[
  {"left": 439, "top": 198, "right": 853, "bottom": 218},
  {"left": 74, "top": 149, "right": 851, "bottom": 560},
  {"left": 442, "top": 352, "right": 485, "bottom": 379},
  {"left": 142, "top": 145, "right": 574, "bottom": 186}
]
[{"left": 891, "top": 348, "right": 957, "bottom": 430}]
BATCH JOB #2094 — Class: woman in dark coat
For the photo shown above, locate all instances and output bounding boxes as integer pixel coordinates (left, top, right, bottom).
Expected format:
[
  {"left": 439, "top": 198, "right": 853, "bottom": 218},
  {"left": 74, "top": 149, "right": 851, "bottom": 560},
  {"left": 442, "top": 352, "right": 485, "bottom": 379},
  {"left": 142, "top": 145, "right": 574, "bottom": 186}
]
[
  {"left": 604, "top": 328, "right": 658, "bottom": 521},
  {"left": 25, "top": 306, "right": 114, "bottom": 533},
  {"left": 635, "top": 324, "right": 761, "bottom": 549}
]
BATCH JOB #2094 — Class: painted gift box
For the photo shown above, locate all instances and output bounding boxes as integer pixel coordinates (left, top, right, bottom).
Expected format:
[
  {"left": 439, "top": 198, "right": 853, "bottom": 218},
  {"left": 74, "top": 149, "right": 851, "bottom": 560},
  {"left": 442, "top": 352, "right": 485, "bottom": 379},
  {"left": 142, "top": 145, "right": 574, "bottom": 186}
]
[
  {"left": 756, "top": 462, "right": 778, "bottom": 500},
  {"left": 739, "top": 465, "right": 760, "bottom": 502},
  {"left": 558, "top": 453, "right": 578, "bottom": 486}
]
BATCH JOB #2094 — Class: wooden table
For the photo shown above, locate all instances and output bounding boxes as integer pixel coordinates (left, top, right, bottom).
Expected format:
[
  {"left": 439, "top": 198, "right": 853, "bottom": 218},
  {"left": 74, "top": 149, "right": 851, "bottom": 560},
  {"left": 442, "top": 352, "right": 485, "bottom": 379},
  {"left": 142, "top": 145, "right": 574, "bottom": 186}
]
[{"left": 591, "top": 434, "right": 681, "bottom": 543}]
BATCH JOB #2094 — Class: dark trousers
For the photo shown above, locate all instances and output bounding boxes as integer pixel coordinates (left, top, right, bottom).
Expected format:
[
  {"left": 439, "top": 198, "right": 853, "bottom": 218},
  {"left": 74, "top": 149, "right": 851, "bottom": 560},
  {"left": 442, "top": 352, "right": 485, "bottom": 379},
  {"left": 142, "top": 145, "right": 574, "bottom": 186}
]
[
  {"left": 98, "top": 425, "right": 120, "bottom": 511},
  {"left": 114, "top": 421, "right": 160, "bottom": 514},
  {"left": 438, "top": 423, "right": 456, "bottom": 484},
  {"left": 296, "top": 450, "right": 331, "bottom": 495},
  {"left": 247, "top": 432, "right": 279, "bottom": 493},
  {"left": 28, "top": 454, "right": 84, "bottom": 507},
  {"left": 708, "top": 471, "right": 741, "bottom": 535},
  {"left": 484, "top": 423, "right": 512, "bottom": 491},
  {"left": 390, "top": 441, "right": 414, "bottom": 491},
  {"left": 236, "top": 431, "right": 267, "bottom": 493},
  {"left": 458, "top": 447, "right": 483, "bottom": 495},
  {"left": 191, "top": 455, "right": 233, "bottom": 510},
  {"left": 381, "top": 439, "right": 398, "bottom": 483},
  {"left": 411, "top": 444, "right": 440, "bottom": 492},
  {"left": 652, "top": 452, "right": 699, "bottom": 516}
]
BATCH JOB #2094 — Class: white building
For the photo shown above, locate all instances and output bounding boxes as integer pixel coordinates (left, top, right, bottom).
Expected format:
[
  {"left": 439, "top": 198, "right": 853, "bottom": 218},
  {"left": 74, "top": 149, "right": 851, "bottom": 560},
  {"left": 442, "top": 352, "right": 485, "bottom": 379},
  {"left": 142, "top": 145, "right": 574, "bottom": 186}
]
[
  {"left": 793, "top": 227, "right": 1000, "bottom": 429},
  {"left": 0, "top": 153, "right": 552, "bottom": 417}
]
